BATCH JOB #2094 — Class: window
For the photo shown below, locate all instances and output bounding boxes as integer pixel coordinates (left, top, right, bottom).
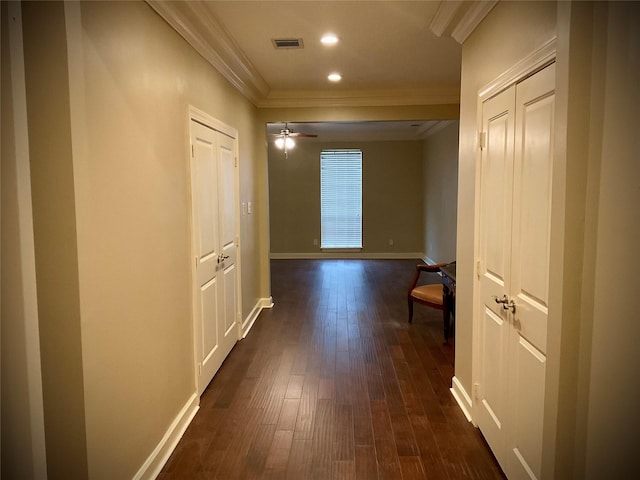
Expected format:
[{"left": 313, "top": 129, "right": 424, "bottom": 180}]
[{"left": 320, "top": 149, "right": 362, "bottom": 248}]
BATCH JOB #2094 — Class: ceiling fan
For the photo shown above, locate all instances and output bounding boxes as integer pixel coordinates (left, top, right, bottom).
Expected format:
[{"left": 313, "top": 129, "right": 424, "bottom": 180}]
[{"left": 271, "top": 123, "right": 317, "bottom": 157}]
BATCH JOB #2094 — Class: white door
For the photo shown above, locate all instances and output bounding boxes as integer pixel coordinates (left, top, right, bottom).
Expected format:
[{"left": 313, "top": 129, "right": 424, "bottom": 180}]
[
  {"left": 477, "top": 83, "right": 516, "bottom": 462},
  {"left": 216, "top": 130, "right": 239, "bottom": 367},
  {"left": 505, "top": 63, "right": 555, "bottom": 480},
  {"left": 190, "top": 119, "right": 239, "bottom": 396},
  {"left": 477, "top": 63, "right": 555, "bottom": 480}
]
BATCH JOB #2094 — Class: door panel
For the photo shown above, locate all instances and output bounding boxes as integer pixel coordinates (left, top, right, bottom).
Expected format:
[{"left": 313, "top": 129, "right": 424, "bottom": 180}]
[
  {"left": 507, "top": 336, "right": 546, "bottom": 480},
  {"left": 217, "top": 133, "right": 238, "bottom": 350},
  {"left": 511, "top": 63, "right": 555, "bottom": 354},
  {"left": 219, "top": 136, "right": 236, "bottom": 256},
  {"left": 191, "top": 122, "right": 223, "bottom": 395},
  {"left": 483, "top": 108, "right": 513, "bottom": 283},
  {"left": 479, "top": 306, "right": 508, "bottom": 451},
  {"left": 201, "top": 279, "right": 219, "bottom": 358},
  {"left": 515, "top": 96, "right": 553, "bottom": 305},
  {"left": 477, "top": 85, "right": 515, "bottom": 467},
  {"left": 223, "top": 265, "right": 237, "bottom": 334},
  {"left": 506, "top": 63, "right": 555, "bottom": 480},
  {"left": 196, "top": 138, "right": 217, "bottom": 263},
  {"left": 190, "top": 120, "right": 239, "bottom": 396},
  {"left": 194, "top": 130, "right": 218, "bottom": 282},
  {"left": 476, "top": 63, "right": 555, "bottom": 480}
]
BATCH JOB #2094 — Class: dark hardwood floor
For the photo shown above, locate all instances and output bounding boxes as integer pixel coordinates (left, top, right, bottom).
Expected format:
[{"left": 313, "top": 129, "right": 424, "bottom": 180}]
[{"left": 158, "top": 259, "right": 505, "bottom": 479}]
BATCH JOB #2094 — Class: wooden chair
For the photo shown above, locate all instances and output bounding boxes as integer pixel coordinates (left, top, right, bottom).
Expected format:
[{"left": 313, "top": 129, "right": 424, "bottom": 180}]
[{"left": 407, "top": 262, "right": 453, "bottom": 340}]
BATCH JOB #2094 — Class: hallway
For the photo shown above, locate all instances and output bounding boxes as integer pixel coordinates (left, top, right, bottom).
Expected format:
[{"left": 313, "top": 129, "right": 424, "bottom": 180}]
[{"left": 159, "top": 259, "right": 504, "bottom": 479}]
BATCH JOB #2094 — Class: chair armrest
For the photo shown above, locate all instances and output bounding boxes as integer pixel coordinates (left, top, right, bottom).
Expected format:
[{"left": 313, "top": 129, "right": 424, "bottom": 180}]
[
  {"left": 416, "top": 262, "right": 449, "bottom": 273},
  {"left": 408, "top": 262, "right": 453, "bottom": 294}
]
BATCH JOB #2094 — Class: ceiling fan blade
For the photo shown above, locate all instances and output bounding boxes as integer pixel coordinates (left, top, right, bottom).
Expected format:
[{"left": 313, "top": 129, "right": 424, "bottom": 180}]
[{"left": 288, "top": 132, "right": 318, "bottom": 138}]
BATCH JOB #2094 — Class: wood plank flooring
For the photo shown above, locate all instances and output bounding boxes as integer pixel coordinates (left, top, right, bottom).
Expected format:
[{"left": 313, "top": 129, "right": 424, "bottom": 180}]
[{"left": 159, "top": 259, "right": 505, "bottom": 479}]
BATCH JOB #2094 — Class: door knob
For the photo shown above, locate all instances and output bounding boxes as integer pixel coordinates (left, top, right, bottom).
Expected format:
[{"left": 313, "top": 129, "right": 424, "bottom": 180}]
[
  {"left": 493, "top": 294, "right": 515, "bottom": 313},
  {"left": 505, "top": 299, "right": 516, "bottom": 313},
  {"left": 217, "top": 253, "right": 230, "bottom": 263},
  {"left": 493, "top": 294, "right": 508, "bottom": 305}
]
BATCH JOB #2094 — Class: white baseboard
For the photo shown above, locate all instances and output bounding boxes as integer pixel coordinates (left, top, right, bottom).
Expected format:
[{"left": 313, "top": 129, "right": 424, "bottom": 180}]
[
  {"left": 133, "top": 392, "right": 199, "bottom": 480},
  {"left": 450, "top": 376, "right": 473, "bottom": 422},
  {"left": 242, "top": 297, "right": 274, "bottom": 338},
  {"left": 270, "top": 252, "right": 424, "bottom": 260}
]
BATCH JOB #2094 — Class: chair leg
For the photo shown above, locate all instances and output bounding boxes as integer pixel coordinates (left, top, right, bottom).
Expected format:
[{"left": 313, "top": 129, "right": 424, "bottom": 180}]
[
  {"left": 443, "top": 289, "right": 455, "bottom": 343},
  {"left": 408, "top": 298, "right": 414, "bottom": 323},
  {"left": 443, "top": 303, "right": 450, "bottom": 343}
]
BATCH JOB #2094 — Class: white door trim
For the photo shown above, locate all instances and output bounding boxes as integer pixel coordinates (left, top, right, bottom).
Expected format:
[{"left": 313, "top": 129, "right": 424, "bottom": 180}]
[
  {"left": 478, "top": 37, "right": 557, "bottom": 102},
  {"left": 189, "top": 105, "right": 237, "bottom": 139}
]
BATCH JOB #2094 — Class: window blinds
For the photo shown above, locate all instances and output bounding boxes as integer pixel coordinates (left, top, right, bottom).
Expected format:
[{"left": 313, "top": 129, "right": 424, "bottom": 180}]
[{"left": 320, "top": 149, "right": 362, "bottom": 249}]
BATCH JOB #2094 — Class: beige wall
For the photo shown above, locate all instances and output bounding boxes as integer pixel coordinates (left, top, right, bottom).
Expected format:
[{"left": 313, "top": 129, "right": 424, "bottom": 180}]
[
  {"left": 268, "top": 140, "right": 424, "bottom": 256},
  {"left": 579, "top": 3, "right": 640, "bottom": 476},
  {"left": 422, "top": 121, "right": 459, "bottom": 263},
  {"left": 258, "top": 105, "right": 459, "bottom": 125},
  {"left": 73, "top": 2, "right": 265, "bottom": 477},
  {"left": 16, "top": 1, "right": 267, "bottom": 478}
]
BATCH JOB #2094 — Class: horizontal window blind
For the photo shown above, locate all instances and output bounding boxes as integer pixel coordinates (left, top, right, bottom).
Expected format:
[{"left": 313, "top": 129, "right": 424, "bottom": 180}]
[{"left": 320, "top": 149, "right": 362, "bottom": 248}]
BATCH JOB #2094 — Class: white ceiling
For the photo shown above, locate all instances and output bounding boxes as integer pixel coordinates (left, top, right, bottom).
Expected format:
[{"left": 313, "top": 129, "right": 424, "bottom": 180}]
[
  {"left": 205, "top": 1, "right": 461, "bottom": 96},
  {"left": 148, "top": 0, "right": 497, "bottom": 139}
]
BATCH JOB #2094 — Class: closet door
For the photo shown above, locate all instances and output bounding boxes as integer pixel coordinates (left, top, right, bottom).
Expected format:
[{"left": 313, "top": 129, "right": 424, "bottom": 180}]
[
  {"left": 505, "top": 62, "right": 555, "bottom": 480},
  {"left": 190, "top": 120, "right": 239, "bottom": 396},
  {"left": 476, "top": 84, "right": 516, "bottom": 466},
  {"left": 476, "top": 62, "right": 555, "bottom": 480}
]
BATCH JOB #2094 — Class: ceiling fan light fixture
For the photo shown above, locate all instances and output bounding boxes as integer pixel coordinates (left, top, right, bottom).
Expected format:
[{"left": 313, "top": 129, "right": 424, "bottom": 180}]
[
  {"left": 275, "top": 136, "right": 295, "bottom": 149},
  {"left": 328, "top": 72, "right": 342, "bottom": 82}
]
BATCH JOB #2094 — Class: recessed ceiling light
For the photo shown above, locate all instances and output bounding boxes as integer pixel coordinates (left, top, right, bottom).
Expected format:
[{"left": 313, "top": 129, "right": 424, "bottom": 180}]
[
  {"left": 328, "top": 73, "right": 342, "bottom": 82},
  {"left": 321, "top": 34, "right": 339, "bottom": 45}
]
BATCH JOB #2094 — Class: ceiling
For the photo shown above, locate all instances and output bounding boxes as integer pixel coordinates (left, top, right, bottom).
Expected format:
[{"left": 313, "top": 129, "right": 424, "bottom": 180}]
[{"left": 148, "top": 0, "right": 498, "bottom": 140}]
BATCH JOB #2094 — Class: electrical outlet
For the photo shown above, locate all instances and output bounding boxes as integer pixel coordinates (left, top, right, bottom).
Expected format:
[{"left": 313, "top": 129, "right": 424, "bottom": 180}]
[
  {"left": 241, "top": 202, "right": 247, "bottom": 215},
  {"left": 389, "top": 239, "right": 394, "bottom": 246},
  {"left": 313, "top": 239, "right": 318, "bottom": 246},
  {"left": 247, "top": 201, "right": 252, "bottom": 214}
]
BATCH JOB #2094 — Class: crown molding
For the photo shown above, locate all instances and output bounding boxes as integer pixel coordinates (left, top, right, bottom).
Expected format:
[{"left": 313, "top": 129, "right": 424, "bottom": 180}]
[
  {"left": 451, "top": 1, "right": 498, "bottom": 44},
  {"left": 147, "top": 0, "right": 463, "bottom": 108},
  {"left": 430, "top": 0, "right": 498, "bottom": 44},
  {"left": 429, "top": 1, "right": 463, "bottom": 37},
  {"left": 258, "top": 87, "right": 460, "bottom": 109},
  {"left": 146, "top": 0, "right": 270, "bottom": 105}
]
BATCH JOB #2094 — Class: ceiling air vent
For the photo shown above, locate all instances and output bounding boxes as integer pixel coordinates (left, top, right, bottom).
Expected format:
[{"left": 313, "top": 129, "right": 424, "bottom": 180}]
[{"left": 272, "top": 38, "right": 304, "bottom": 49}]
